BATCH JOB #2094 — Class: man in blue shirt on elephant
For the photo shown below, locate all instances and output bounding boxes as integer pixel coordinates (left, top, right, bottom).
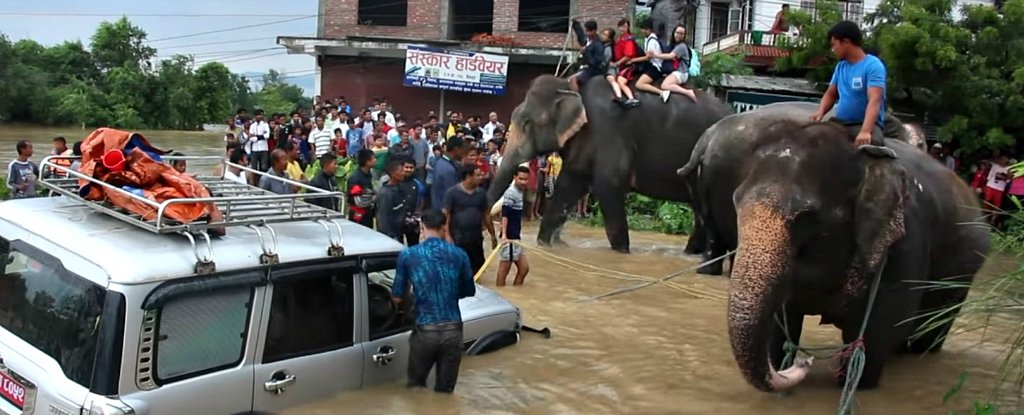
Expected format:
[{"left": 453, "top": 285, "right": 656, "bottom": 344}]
[{"left": 810, "top": 21, "right": 897, "bottom": 159}]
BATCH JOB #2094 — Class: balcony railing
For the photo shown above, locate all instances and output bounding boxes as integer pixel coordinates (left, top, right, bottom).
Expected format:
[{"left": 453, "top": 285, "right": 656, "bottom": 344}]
[{"left": 702, "top": 30, "right": 800, "bottom": 54}]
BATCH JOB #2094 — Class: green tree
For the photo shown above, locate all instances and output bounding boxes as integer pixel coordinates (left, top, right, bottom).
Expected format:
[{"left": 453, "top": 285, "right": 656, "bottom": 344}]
[
  {"left": 90, "top": 17, "right": 156, "bottom": 71},
  {"left": 0, "top": 17, "right": 310, "bottom": 130},
  {"left": 870, "top": 0, "right": 1024, "bottom": 151},
  {"left": 193, "top": 62, "right": 235, "bottom": 124}
]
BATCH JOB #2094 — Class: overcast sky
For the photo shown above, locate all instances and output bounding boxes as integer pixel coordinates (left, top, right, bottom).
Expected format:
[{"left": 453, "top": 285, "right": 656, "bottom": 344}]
[{"left": 0, "top": 0, "right": 318, "bottom": 93}]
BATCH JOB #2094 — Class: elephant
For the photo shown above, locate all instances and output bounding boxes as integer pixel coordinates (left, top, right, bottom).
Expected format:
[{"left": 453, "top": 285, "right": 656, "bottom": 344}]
[
  {"left": 487, "top": 74, "right": 734, "bottom": 253},
  {"left": 649, "top": 0, "right": 691, "bottom": 43},
  {"left": 679, "top": 102, "right": 928, "bottom": 275},
  {"left": 677, "top": 104, "right": 989, "bottom": 392}
]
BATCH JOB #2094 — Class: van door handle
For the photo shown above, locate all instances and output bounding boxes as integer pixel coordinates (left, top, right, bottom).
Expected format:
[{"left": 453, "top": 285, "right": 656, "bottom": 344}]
[
  {"left": 372, "top": 345, "right": 396, "bottom": 366},
  {"left": 264, "top": 371, "right": 297, "bottom": 395}
]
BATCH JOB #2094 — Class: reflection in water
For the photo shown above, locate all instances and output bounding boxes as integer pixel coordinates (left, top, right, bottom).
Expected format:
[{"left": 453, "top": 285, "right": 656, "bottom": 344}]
[
  {"left": 287, "top": 224, "right": 1019, "bottom": 415},
  {"left": 2, "top": 127, "right": 1017, "bottom": 414}
]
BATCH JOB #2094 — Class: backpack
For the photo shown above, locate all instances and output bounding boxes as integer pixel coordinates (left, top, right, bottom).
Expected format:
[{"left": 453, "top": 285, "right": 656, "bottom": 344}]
[{"left": 688, "top": 48, "right": 702, "bottom": 78}]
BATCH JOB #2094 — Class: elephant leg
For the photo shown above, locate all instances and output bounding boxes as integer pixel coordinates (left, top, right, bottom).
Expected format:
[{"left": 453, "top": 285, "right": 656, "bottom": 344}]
[
  {"left": 683, "top": 214, "right": 706, "bottom": 255},
  {"left": 592, "top": 180, "right": 630, "bottom": 253},
  {"left": 538, "top": 172, "right": 591, "bottom": 246},
  {"left": 838, "top": 277, "right": 919, "bottom": 390},
  {"left": 768, "top": 305, "right": 804, "bottom": 371},
  {"left": 696, "top": 200, "right": 726, "bottom": 275}
]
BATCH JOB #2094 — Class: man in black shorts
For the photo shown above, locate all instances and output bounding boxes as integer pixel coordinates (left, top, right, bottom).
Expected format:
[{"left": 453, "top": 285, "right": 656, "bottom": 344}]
[{"left": 569, "top": 20, "right": 605, "bottom": 92}]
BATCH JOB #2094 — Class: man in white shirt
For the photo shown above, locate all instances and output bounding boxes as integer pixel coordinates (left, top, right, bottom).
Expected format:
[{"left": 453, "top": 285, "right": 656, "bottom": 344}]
[
  {"left": 247, "top": 109, "right": 271, "bottom": 173},
  {"left": 371, "top": 102, "right": 397, "bottom": 127},
  {"left": 309, "top": 116, "right": 335, "bottom": 159},
  {"left": 481, "top": 111, "right": 504, "bottom": 143},
  {"left": 223, "top": 148, "right": 249, "bottom": 185}
]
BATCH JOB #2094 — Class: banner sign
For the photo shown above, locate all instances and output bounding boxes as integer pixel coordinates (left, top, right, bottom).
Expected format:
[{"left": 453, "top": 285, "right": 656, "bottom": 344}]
[
  {"left": 404, "top": 45, "right": 509, "bottom": 96},
  {"left": 725, "top": 90, "right": 819, "bottom": 113}
]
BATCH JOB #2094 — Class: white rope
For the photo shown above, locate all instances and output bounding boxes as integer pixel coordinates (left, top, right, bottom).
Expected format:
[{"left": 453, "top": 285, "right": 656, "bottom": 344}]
[{"left": 554, "top": 18, "right": 573, "bottom": 76}]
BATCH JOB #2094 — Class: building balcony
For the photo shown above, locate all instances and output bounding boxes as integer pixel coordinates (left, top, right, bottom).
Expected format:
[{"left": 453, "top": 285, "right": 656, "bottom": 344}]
[{"left": 701, "top": 30, "right": 799, "bottom": 67}]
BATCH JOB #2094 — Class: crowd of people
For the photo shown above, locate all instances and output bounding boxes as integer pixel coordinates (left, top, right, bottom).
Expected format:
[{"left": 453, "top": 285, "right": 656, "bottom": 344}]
[
  {"left": 220, "top": 96, "right": 551, "bottom": 287},
  {"left": 568, "top": 18, "right": 699, "bottom": 106}
]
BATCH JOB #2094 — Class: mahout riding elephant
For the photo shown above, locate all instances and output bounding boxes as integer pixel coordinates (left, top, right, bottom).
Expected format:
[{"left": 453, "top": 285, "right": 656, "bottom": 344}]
[
  {"left": 677, "top": 105, "right": 989, "bottom": 392},
  {"left": 487, "top": 74, "right": 733, "bottom": 253},
  {"left": 679, "top": 102, "right": 928, "bottom": 275}
]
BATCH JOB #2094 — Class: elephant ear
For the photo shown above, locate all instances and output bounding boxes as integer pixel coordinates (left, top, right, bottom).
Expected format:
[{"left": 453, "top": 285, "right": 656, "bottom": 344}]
[
  {"left": 844, "top": 155, "right": 909, "bottom": 295},
  {"left": 554, "top": 90, "right": 588, "bottom": 148}
]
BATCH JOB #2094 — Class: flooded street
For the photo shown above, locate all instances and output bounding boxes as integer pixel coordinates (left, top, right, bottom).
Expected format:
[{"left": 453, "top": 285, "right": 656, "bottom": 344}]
[
  {"left": 2, "top": 125, "right": 1019, "bottom": 414},
  {"left": 289, "top": 224, "right": 1019, "bottom": 415}
]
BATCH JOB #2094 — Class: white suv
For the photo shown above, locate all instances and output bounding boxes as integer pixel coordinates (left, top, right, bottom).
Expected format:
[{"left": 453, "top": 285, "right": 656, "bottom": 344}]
[{"left": 0, "top": 156, "right": 520, "bottom": 415}]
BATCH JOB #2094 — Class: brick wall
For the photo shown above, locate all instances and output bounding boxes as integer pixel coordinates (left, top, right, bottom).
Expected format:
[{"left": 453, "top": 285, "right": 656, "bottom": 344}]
[
  {"left": 320, "top": 56, "right": 552, "bottom": 122},
  {"left": 323, "top": 0, "right": 444, "bottom": 39},
  {"left": 322, "top": 0, "right": 630, "bottom": 49}
]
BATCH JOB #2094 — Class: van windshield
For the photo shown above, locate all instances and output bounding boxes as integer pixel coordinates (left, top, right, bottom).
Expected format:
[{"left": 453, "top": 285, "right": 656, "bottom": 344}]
[{"left": 0, "top": 239, "right": 106, "bottom": 387}]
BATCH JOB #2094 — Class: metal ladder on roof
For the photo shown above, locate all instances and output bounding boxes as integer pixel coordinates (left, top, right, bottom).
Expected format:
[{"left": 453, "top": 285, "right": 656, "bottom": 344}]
[{"left": 39, "top": 154, "right": 347, "bottom": 274}]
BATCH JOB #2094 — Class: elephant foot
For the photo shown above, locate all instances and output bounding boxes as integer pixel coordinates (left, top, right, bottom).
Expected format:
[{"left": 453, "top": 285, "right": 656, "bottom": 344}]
[
  {"left": 537, "top": 236, "right": 553, "bottom": 247},
  {"left": 683, "top": 244, "right": 705, "bottom": 256},
  {"left": 611, "top": 245, "right": 630, "bottom": 254},
  {"left": 696, "top": 257, "right": 724, "bottom": 276}
]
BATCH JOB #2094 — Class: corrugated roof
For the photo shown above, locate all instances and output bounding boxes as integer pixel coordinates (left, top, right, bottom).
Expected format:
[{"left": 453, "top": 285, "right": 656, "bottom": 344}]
[{"left": 715, "top": 75, "right": 822, "bottom": 95}]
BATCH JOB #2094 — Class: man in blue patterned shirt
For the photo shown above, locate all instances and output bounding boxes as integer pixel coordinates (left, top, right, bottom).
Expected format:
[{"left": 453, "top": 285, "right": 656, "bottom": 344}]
[{"left": 391, "top": 209, "right": 475, "bottom": 393}]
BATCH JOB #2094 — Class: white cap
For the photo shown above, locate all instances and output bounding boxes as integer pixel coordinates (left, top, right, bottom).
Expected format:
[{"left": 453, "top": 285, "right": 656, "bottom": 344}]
[{"left": 932, "top": 143, "right": 943, "bottom": 149}]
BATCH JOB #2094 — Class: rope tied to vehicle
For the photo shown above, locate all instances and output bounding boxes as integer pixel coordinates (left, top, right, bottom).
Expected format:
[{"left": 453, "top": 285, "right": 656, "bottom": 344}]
[{"left": 776, "top": 257, "right": 888, "bottom": 415}]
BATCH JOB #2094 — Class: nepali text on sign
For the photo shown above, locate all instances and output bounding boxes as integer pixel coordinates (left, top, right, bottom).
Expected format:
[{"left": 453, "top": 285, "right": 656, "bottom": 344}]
[{"left": 404, "top": 45, "right": 509, "bottom": 96}]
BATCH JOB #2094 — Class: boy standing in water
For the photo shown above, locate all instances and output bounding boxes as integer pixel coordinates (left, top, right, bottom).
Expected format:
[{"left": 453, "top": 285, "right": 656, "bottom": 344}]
[
  {"left": 496, "top": 166, "right": 531, "bottom": 286},
  {"left": 6, "top": 140, "right": 38, "bottom": 199},
  {"left": 810, "top": 21, "right": 896, "bottom": 159}
]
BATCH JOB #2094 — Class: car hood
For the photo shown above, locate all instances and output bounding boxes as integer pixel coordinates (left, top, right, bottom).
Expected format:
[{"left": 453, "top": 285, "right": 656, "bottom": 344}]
[{"left": 459, "top": 284, "right": 518, "bottom": 322}]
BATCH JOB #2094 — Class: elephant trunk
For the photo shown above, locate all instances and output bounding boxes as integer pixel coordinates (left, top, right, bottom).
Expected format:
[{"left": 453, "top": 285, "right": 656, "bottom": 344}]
[
  {"left": 728, "top": 201, "right": 813, "bottom": 392},
  {"left": 488, "top": 140, "right": 534, "bottom": 205}
]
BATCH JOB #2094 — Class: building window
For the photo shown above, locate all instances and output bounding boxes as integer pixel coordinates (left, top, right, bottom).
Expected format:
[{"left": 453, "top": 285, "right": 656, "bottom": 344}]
[
  {"left": 728, "top": 8, "right": 743, "bottom": 33},
  {"left": 518, "top": 0, "right": 570, "bottom": 33},
  {"left": 709, "top": 2, "right": 731, "bottom": 41},
  {"left": 451, "top": 0, "right": 494, "bottom": 40},
  {"left": 801, "top": 0, "right": 863, "bottom": 24},
  {"left": 358, "top": 0, "right": 407, "bottom": 26}
]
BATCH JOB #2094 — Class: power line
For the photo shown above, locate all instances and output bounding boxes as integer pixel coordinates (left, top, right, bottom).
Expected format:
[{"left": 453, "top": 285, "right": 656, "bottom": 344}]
[
  {"left": 147, "top": 15, "right": 316, "bottom": 43},
  {"left": 159, "top": 37, "right": 277, "bottom": 50}
]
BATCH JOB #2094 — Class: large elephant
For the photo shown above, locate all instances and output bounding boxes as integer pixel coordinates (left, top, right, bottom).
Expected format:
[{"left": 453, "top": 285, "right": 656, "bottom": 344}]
[
  {"left": 680, "top": 102, "right": 928, "bottom": 275},
  {"left": 678, "top": 105, "right": 989, "bottom": 392},
  {"left": 487, "top": 75, "right": 733, "bottom": 253}
]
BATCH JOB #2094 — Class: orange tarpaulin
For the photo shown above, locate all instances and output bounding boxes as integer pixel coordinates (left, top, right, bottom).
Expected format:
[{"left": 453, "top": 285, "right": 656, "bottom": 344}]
[{"left": 77, "top": 128, "right": 221, "bottom": 226}]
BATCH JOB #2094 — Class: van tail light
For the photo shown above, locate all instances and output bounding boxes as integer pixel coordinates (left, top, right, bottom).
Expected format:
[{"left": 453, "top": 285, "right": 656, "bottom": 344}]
[{"left": 82, "top": 397, "right": 135, "bottom": 415}]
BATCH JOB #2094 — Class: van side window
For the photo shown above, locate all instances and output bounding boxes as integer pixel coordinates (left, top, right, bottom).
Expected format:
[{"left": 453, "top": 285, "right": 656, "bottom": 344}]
[
  {"left": 155, "top": 287, "right": 252, "bottom": 383},
  {"left": 0, "top": 239, "right": 105, "bottom": 387},
  {"left": 263, "top": 268, "right": 355, "bottom": 363},
  {"left": 366, "top": 267, "right": 415, "bottom": 340}
]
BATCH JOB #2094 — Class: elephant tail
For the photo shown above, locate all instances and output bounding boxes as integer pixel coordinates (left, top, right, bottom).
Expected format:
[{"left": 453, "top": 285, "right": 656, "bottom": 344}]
[{"left": 677, "top": 131, "right": 713, "bottom": 177}]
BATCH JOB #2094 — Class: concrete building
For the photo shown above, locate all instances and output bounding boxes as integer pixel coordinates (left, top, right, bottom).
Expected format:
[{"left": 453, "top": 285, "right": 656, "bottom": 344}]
[
  {"left": 696, "top": 0, "right": 995, "bottom": 66},
  {"left": 279, "top": 0, "right": 636, "bottom": 119}
]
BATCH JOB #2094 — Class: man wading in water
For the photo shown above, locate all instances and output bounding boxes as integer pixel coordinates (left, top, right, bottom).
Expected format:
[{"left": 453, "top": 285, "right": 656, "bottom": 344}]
[{"left": 391, "top": 209, "right": 475, "bottom": 393}]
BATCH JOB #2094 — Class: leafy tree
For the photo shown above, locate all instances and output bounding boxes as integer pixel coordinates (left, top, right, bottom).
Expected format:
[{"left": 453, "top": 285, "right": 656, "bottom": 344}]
[
  {"left": 90, "top": 17, "right": 156, "bottom": 71},
  {"left": 193, "top": 63, "right": 235, "bottom": 124},
  {"left": 774, "top": 0, "right": 846, "bottom": 83},
  {"left": 871, "top": 0, "right": 1024, "bottom": 152},
  {"left": 0, "top": 17, "right": 312, "bottom": 129},
  {"left": 693, "top": 51, "right": 754, "bottom": 89}
]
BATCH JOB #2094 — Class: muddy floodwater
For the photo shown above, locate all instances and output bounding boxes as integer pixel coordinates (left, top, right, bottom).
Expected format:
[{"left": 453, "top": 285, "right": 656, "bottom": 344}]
[{"left": 2, "top": 126, "right": 1020, "bottom": 414}]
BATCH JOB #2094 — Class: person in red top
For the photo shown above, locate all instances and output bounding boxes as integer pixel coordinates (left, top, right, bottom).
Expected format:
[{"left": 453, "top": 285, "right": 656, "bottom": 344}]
[{"left": 611, "top": 18, "right": 641, "bottom": 108}]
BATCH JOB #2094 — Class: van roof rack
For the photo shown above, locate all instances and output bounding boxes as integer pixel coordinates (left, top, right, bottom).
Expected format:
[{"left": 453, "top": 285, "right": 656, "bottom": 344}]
[{"left": 38, "top": 155, "right": 347, "bottom": 235}]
